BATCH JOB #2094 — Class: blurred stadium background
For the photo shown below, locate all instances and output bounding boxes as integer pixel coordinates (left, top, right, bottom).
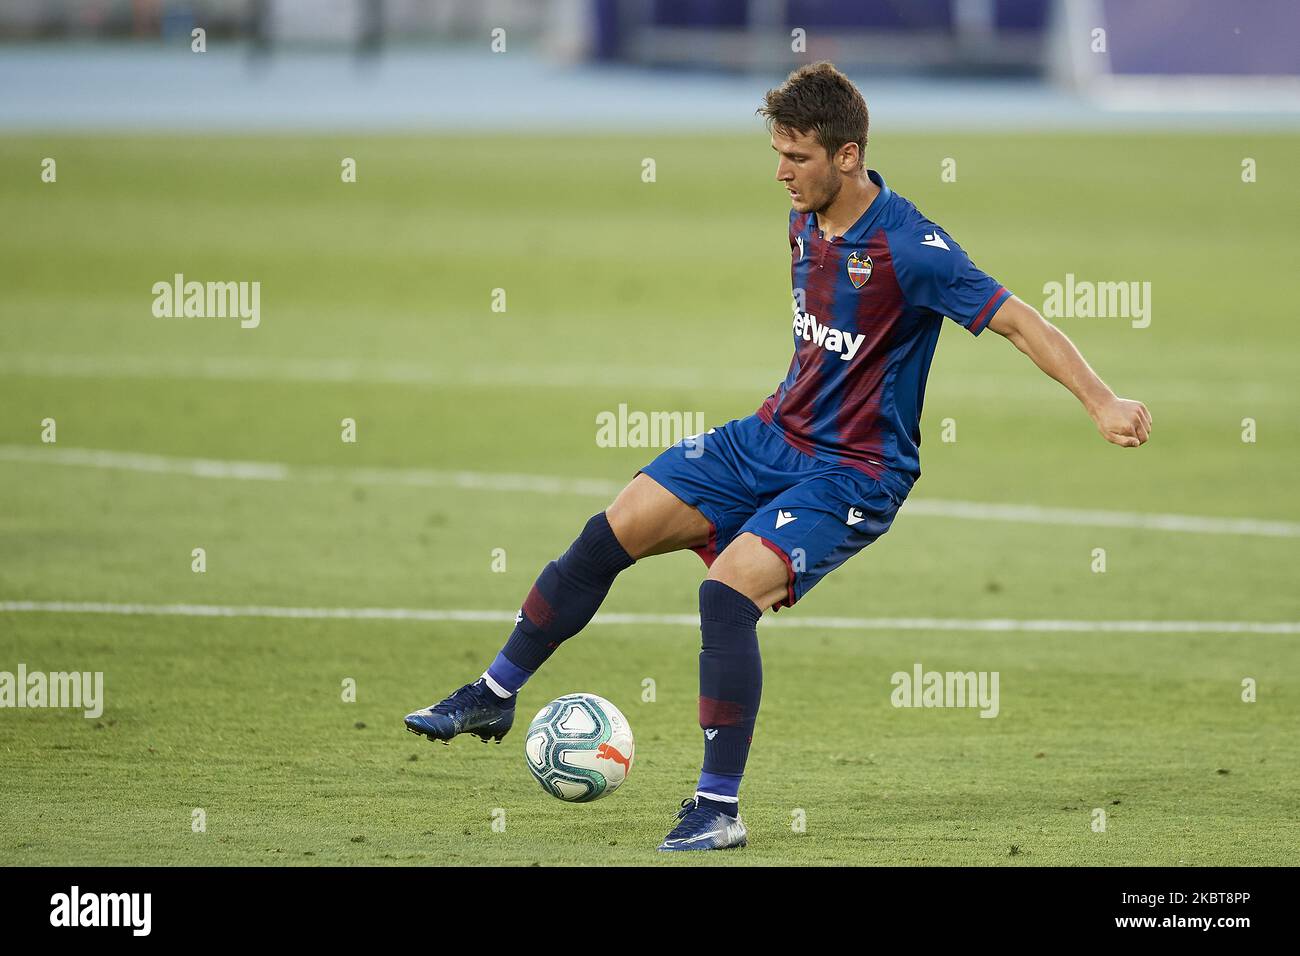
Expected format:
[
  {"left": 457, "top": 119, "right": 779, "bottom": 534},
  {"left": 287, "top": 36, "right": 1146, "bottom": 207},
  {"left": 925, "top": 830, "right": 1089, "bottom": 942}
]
[
  {"left": 3, "top": 0, "right": 1299, "bottom": 129},
  {"left": 1, "top": 1, "right": 1298, "bottom": 867}
]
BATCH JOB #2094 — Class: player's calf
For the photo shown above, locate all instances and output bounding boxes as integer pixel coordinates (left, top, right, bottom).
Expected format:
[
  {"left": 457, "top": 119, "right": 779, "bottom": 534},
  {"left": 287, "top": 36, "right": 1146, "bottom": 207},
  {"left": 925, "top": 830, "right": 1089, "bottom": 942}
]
[
  {"left": 403, "top": 479, "right": 710, "bottom": 747},
  {"left": 488, "top": 511, "right": 636, "bottom": 692},
  {"left": 404, "top": 510, "right": 636, "bottom": 742},
  {"left": 691, "top": 578, "right": 764, "bottom": 823}
]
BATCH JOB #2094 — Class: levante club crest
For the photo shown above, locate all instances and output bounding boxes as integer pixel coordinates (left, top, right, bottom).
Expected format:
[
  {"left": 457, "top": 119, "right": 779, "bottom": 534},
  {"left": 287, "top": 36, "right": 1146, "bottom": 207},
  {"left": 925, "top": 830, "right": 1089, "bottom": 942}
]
[{"left": 847, "top": 251, "right": 873, "bottom": 288}]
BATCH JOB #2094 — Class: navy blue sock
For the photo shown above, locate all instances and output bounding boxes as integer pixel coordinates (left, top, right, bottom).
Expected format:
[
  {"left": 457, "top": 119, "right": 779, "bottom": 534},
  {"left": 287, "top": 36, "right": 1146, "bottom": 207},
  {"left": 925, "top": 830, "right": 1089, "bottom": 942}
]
[
  {"left": 486, "top": 512, "right": 634, "bottom": 694},
  {"left": 696, "top": 793, "right": 739, "bottom": 819},
  {"left": 695, "top": 579, "right": 762, "bottom": 813}
]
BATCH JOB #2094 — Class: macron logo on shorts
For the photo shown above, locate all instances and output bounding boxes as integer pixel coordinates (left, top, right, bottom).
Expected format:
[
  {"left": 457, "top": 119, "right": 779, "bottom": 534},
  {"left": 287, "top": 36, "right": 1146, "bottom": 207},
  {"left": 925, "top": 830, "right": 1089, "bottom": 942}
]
[
  {"left": 775, "top": 510, "right": 797, "bottom": 529},
  {"left": 846, "top": 508, "right": 866, "bottom": 526}
]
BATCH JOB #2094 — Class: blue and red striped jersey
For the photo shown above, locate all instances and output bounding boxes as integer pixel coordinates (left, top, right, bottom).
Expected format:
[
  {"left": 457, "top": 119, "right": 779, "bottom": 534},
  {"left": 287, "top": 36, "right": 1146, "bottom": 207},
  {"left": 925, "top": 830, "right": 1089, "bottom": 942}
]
[{"left": 757, "top": 169, "right": 1011, "bottom": 496}]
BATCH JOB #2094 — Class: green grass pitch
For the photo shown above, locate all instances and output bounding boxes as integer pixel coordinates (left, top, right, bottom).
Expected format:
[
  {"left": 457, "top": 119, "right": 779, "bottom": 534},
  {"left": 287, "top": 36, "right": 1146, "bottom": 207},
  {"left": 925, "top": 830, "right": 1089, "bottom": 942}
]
[{"left": 1, "top": 131, "right": 1298, "bottom": 865}]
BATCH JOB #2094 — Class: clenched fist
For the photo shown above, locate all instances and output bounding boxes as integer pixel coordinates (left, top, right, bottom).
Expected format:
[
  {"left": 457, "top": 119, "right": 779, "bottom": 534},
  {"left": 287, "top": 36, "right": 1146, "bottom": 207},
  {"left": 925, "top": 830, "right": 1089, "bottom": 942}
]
[{"left": 1093, "top": 396, "right": 1152, "bottom": 447}]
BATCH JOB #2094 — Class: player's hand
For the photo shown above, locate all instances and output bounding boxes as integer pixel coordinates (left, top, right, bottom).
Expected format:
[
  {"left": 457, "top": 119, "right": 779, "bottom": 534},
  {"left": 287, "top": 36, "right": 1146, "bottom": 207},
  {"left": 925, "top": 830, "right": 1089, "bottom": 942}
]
[{"left": 1093, "top": 396, "right": 1151, "bottom": 447}]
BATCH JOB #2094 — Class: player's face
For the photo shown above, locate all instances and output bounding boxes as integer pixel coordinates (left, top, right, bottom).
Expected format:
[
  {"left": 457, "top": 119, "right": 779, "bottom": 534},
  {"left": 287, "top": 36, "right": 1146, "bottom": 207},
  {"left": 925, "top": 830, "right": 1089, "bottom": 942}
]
[{"left": 771, "top": 127, "right": 841, "bottom": 215}]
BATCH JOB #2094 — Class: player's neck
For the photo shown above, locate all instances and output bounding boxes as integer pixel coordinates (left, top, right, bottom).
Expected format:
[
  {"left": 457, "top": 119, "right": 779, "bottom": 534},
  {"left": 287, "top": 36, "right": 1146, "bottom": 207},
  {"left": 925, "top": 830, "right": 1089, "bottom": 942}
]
[{"left": 814, "top": 172, "right": 880, "bottom": 240}]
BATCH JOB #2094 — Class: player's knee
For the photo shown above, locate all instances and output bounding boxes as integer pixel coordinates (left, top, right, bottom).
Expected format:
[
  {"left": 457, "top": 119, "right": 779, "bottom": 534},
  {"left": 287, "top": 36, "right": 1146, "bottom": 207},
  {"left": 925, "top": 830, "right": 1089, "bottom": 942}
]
[
  {"left": 603, "top": 497, "right": 644, "bottom": 559},
  {"left": 705, "top": 535, "right": 776, "bottom": 585},
  {"left": 698, "top": 580, "right": 762, "bottom": 637},
  {"left": 699, "top": 577, "right": 743, "bottom": 614},
  {"left": 703, "top": 560, "right": 740, "bottom": 591},
  {"left": 606, "top": 474, "right": 709, "bottom": 559},
  {"left": 706, "top": 536, "right": 790, "bottom": 611}
]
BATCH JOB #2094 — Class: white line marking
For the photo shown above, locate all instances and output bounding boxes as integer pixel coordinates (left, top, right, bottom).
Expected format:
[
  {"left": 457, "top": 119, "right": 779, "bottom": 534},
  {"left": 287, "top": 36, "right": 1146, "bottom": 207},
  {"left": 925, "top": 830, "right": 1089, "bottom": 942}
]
[
  {"left": 0, "top": 352, "right": 770, "bottom": 392},
  {"left": 901, "top": 498, "right": 1300, "bottom": 538},
  {"left": 1, "top": 601, "right": 1296, "bottom": 634},
  {"left": 2, "top": 352, "right": 1291, "bottom": 403},
  {"left": 0, "top": 445, "right": 624, "bottom": 496},
  {"left": 4, "top": 444, "right": 1299, "bottom": 538}
]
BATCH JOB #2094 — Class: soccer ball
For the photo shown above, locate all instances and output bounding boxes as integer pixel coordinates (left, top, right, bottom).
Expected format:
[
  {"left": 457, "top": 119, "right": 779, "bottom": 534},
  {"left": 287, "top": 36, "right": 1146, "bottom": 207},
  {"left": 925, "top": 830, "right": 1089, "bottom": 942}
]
[{"left": 524, "top": 693, "right": 634, "bottom": 802}]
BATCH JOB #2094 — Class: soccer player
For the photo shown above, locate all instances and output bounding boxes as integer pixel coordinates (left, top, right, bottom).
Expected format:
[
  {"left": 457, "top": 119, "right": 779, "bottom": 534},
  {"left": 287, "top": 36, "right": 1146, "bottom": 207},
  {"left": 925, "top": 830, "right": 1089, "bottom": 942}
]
[{"left": 405, "top": 62, "right": 1151, "bottom": 851}]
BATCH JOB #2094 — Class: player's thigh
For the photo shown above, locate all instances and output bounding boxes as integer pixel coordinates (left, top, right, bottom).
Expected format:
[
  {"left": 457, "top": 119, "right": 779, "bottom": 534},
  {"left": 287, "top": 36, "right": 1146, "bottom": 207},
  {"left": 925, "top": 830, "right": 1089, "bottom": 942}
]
[
  {"left": 706, "top": 532, "right": 792, "bottom": 612},
  {"left": 606, "top": 472, "right": 712, "bottom": 559}
]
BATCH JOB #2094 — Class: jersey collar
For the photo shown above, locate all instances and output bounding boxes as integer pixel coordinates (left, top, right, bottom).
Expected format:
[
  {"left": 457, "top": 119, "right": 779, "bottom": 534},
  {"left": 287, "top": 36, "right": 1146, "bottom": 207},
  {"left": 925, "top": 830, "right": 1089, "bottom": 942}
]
[{"left": 813, "top": 169, "right": 891, "bottom": 245}]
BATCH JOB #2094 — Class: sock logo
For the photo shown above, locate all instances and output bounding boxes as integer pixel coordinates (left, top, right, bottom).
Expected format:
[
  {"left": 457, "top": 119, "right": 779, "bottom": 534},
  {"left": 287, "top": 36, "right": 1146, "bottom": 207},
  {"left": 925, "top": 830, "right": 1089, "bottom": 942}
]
[{"left": 704, "top": 728, "right": 718, "bottom": 740}]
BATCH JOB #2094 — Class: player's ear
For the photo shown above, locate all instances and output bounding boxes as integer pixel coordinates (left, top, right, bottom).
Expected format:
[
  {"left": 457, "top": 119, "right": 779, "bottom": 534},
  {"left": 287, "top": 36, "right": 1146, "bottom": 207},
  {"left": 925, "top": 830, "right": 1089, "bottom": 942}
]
[{"left": 837, "top": 142, "right": 860, "bottom": 171}]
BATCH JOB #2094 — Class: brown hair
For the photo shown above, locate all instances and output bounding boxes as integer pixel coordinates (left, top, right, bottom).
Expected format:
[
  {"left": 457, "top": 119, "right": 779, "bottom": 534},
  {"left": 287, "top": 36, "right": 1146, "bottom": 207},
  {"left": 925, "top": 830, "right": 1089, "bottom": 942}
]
[{"left": 758, "top": 62, "right": 869, "bottom": 165}]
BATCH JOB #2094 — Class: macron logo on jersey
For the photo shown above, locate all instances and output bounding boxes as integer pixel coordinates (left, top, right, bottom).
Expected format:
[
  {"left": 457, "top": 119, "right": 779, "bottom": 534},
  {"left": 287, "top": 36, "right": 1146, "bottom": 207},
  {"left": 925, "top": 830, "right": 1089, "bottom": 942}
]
[
  {"left": 791, "top": 307, "right": 866, "bottom": 362},
  {"left": 921, "top": 231, "right": 950, "bottom": 250}
]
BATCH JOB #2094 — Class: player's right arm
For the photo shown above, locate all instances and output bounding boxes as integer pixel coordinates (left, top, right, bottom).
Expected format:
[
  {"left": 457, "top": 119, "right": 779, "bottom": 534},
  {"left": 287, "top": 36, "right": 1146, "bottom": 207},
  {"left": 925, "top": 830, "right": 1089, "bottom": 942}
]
[
  {"left": 892, "top": 218, "right": 1151, "bottom": 449},
  {"left": 987, "top": 295, "right": 1152, "bottom": 448}
]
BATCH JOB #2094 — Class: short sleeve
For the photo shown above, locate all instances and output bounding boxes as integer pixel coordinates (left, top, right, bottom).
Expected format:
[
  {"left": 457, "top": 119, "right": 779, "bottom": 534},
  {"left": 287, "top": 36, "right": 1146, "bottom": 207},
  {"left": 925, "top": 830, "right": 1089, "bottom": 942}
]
[{"left": 892, "top": 223, "right": 1011, "bottom": 336}]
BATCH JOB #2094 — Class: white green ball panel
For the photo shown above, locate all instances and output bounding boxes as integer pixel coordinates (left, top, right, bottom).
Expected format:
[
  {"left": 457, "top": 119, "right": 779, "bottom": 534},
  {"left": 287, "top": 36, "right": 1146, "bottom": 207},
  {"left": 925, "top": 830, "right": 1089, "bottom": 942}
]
[{"left": 524, "top": 693, "right": 635, "bottom": 803}]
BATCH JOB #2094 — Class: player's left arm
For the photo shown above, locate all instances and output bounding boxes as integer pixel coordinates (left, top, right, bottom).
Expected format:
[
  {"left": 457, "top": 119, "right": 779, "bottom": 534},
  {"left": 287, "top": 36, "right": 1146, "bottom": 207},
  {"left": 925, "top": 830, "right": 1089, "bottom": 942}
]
[{"left": 987, "top": 295, "right": 1152, "bottom": 447}]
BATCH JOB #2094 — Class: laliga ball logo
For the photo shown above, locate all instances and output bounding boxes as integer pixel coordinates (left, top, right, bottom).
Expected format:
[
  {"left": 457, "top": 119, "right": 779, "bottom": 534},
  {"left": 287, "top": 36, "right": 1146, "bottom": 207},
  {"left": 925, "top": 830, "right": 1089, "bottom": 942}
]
[{"left": 525, "top": 693, "right": 634, "bottom": 802}]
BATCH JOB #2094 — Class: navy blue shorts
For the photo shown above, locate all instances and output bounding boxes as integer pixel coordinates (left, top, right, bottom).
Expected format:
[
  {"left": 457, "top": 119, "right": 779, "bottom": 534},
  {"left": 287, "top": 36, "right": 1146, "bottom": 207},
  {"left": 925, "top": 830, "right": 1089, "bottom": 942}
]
[{"left": 639, "top": 414, "right": 908, "bottom": 609}]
